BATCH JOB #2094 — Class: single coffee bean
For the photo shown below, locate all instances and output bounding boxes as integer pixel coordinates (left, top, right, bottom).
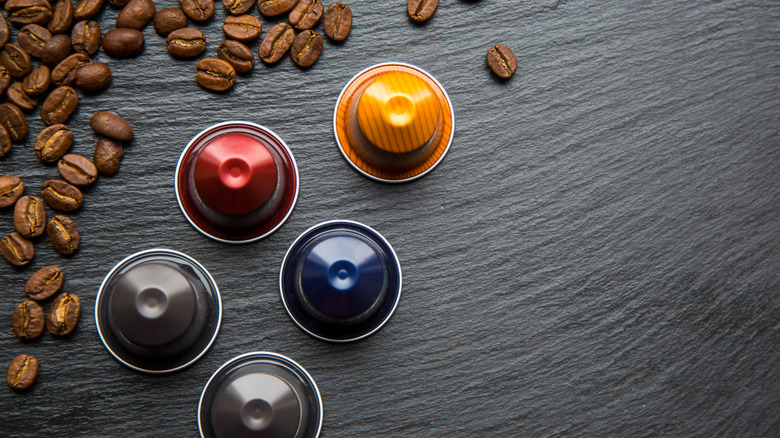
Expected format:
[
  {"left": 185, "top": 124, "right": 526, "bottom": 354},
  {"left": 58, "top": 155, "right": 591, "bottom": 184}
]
[
  {"left": 217, "top": 39, "right": 253, "bottom": 73},
  {"left": 222, "top": 0, "right": 254, "bottom": 16},
  {"left": 71, "top": 20, "right": 100, "bottom": 54},
  {"left": 195, "top": 57, "right": 235, "bottom": 92},
  {"left": 0, "top": 125, "right": 11, "bottom": 157},
  {"left": 73, "top": 0, "right": 102, "bottom": 20},
  {"left": 6, "top": 354, "right": 38, "bottom": 390},
  {"left": 153, "top": 8, "right": 187, "bottom": 37},
  {"left": 222, "top": 14, "right": 261, "bottom": 43},
  {"left": 257, "top": 0, "right": 296, "bottom": 17},
  {"left": 290, "top": 29, "right": 322, "bottom": 68},
  {"left": 407, "top": 0, "right": 437, "bottom": 22},
  {"left": 22, "top": 64, "right": 50, "bottom": 95},
  {"left": 47, "top": 214, "right": 79, "bottom": 254},
  {"left": 289, "top": 0, "right": 321, "bottom": 30},
  {"left": 487, "top": 44, "right": 517, "bottom": 79},
  {"left": 25, "top": 265, "right": 64, "bottom": 301},
  {"left": 0, "top": 44, "right": 32, "bottom": 78},
  {"left": 5, "top": 0, "right": 53, "bottom": 26},
  {"left": 34, "top": 124, "right": 72, "bottom": 162},
  {"left": 90, "top": 111, "right": 132, "bottom": 141},
  {"left": 102, "top": 28, "right": 143, "bottom": 58},
  {"left": 12, "top": 300, "right": 45, "bottom": 340},
  {"left": 57, "top": 153, "right": 96, "bottom": 186},
  {"left": 0, "top": 175, "right": 24, "bottom": 208},
  {"left": 0, "top": 9, "right": 9, "bottom": 51},
  {"left": 14, "top": 195, "right": 46, "bottom": 237},
  {"left": 7, "top": 82, "right": 37, "bottom": 111},
  {"left": 0, "top": 65, "right": 10, "bottom": 94},
  {"left": 257, "top": 22, "right": 293, "bottom": 64},
  {"left": 166, "top": 27, "right": 206, "bottom": 58},
  {"left": 93, "top": 136, "right": 122, "bottom": 175},
  {"left": 179, "top": 0, "right": 214, "bottom": 22},
  {"left": 75, "top": 62, "right": 110, "bottom": 92},
  {"left": 0, "top": 232, "right": 34, "bottom": 266},
  {"left": 108, "top": 0, "right": 130, "bottom": 6},
  {"left": 116, "top": 0, "right": 155, "bottom": 29},
  {"left": 48, "top": 0, "right": 73, "bottom": 34},
  {"left": 323, "top": 2, "right": 351, "bottom": 42},
  {"left": 0, "top": 103, "right": 27, "bottom": 141},
  {"left": 40, "top": 179, "right": 82, "bottom": 211},
  {"left": 40, "top": 85, "right": 77, "bottom": 125},
  {"left": 18, "top": 24, "right": 52, "bottom": 59},
  {"left": 40, "top": 33, "right": 70, "bottom": 65},
  {"left": 47, "top": 292, "right": 80, "bottom": 335},
  {"left": 51, "top": 51, "right": 88, "bottom": 86}
]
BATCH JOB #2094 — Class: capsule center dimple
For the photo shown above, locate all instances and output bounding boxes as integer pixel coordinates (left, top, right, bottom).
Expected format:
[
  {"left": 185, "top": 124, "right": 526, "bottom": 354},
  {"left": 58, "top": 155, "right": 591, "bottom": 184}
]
[
  {"left": 136, "top": 287, "right": 168, "bottom": 319},
  {"left": 220, "top": 157, "right": 251, "bottom": 189},
  {"left": 337, "top": 269, "right": 349, "bottom": 280},
  {"left": 385, "top": 94, "right": 415, "bottom": 127}
]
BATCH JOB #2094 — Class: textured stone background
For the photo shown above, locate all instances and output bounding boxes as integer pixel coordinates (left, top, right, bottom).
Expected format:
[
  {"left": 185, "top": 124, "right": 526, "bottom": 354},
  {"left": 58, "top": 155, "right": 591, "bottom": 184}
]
[{"left": 1, "top": 0, "right": 778, "bottom": 436}]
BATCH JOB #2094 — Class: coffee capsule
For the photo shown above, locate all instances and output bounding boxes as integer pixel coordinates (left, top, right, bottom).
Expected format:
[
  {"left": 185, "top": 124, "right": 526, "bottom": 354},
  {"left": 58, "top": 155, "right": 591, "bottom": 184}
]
[
  {"left": 280, "top": 220, "right": 402, "bottom": 342},
  {"left": 198, "top": 352, "right": 323, "bottom": 438},
  {"left": 333, "top": 62, "right": 454, "bottom": 182},
  {"left": 176, "top": 121, "right": 299, "bottom": 243},
  {"left": 95, "top": 249, "right": 222, "bottom": 373}
]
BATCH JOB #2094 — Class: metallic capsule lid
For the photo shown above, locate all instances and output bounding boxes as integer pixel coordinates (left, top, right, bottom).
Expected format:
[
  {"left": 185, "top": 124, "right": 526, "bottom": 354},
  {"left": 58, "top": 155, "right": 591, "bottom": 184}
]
[
  {"left": 198, "top": 352, "right": 323, "bottom": 438},
  {"left": 280, "top": 220, "right": 402, "bottom": 342},
  {"left": 175, "top": 121, "right": 299, "bottom": 244},
  {"left": 333, "top": 63, "right": 454, "bottom": 183},
  {"left": 95, "top": 249, "right": 222, "bottom": 373}
]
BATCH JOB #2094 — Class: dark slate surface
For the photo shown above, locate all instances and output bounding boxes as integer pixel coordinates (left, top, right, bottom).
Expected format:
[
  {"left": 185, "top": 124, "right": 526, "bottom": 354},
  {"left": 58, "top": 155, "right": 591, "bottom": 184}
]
[{"left": 1, "top": 0, "right": 779, "bottom": 436}]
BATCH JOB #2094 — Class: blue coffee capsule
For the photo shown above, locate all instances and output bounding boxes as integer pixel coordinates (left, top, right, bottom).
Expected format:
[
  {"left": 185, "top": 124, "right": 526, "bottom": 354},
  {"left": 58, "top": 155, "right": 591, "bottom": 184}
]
[
  {"left": 279, "top": 220, "right": 402, "bottom": 342},
  {"left": 95, "top": 249, "right": 222, "bottom": 373}
]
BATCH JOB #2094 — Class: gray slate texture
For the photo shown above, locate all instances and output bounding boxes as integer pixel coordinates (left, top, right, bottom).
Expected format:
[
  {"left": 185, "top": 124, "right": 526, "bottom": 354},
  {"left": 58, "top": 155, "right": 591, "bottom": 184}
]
[{"left": 1, "top": 0, "right": 779, "bottom": 436}]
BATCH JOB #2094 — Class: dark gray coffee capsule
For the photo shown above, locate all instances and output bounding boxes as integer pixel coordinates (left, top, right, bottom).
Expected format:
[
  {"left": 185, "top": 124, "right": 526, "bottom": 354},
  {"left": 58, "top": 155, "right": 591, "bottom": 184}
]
[
  {"left": 95, "top": 249, "right": 222, "bottom": 373},
  {"left": 199, "top": 352, "right": 323, "bottom": 438}
]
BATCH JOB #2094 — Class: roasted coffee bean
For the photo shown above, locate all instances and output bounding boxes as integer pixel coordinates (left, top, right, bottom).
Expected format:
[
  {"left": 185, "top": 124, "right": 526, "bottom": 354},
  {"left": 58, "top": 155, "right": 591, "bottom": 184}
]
[
  {"left": 102, "top": 28, "right": 143, "bottom": 57},
  {"left": 40, "top": 33, "right": 70, "bottom": 65},
  {"left": 217, "top": 40, "right": 253, "bottom": 73},
  {"left": 14, "top": 195, "right": 45, "bottom": 237},
  {"left": 7, "top": 82, "right": 37, "bottom": 111},
  {"left": 5, "top": 0, "right": 53, "bottom": 26},
  {"left": 222, "top": 0, "right": 254, "bottom": 15},
  {"left": 47, "top": 292, "right": 80, "bottom": 335},
  {"left": 323, "top": 2, "right": 351, "bottom": 42},
  {"left": 75, "top": 62, "right": 109, "bottom": 92},
  {"left": 0, "top": 44, "right": 32, "bottom": 78},
  {"left": 57, "top": 153, "right": 96, "bottom": 186},
  {"left": 0, "top": 65, "right": 10, "bottom": 94},
  {"left": 90, "top": 111, "right": 132, "bottom": 141},
  {"left": 22, "top": 64, "right": 50, "bottom": 95},
  {"left": 487, "top": 44, "right": 517, "bottom": 79},
  {"left": 40, "top": 85, "right": 77, "bottom": 124},
  {"left": 195, "top": 57, "right": 235, "bottom": 92},
  {"left": 34, "top": 124, "right": 72, "bottom": 162},
  {"left": 51, "top": 51, "right": 88, "bottom": 85},
  {"left": 289, "top": 0, "right": 321, "bottom": 30},
  {"left": 73, "top": 0, "right": 101, "bottom": 20},
  {"left": 12, "top": 301, "right": 45, "bottom": 340},
  {"left": 71, "top": 20, "right": 100, "bottom": 54},
  {"left": 108, "top": 0, "right": 130, "bottom": 6},
  {"left": 0, "top": 175, "right": 24, "bottom": 207},
  {"left": 257, "top": 0, "right": 296, "bottom": 17},
  {"left": 48, "top": 0, "right": 73, "bottom": 34},
  {"left": 222, "top": 14, "right": 261, "bottom": 43},
  {"left": 166, "top": 27, "right": 205, "bottom": 58},
  {"left": 41, "top": 179, "right": 82, "bottom": 211},
  {"left": 116, "top": 0, "right": 155, "bottom": 29},
  {"left": 153, "top": 7, "right": 187, "bottom": 36},
  {"left": 257, "top": 22, "right": 293, "bottom": 64},
  {"left": 0, "top": 9, "right": 9, "bottom": 50},
  {"left": 0, "top": 103, "right": 27, "bottom": 141},
  {"left": 407, "top": 0, "right": 437, "bottom": 22},
  {"left": 179, "top": 0, "right": 214, "bottom": 22},
  {"left": 0, "top": 232, "right": 34, "bottom": 266},
  {"left": 290, "top": 29, "right": 321, "bottom": 68},
  {"left": 47, "top": 214, "right": 79, "bottom": 254},
  {"left": 18, "top": 24, "right": 52, "bottom": 58},
  {"left": 6, "top": 354, "right": 38, "bottom": 390},
  {"left": 93, "top": 136, "right": 122, "bottom": 175},
  {"left": 0, "top": 126, "right": 10, "bottom": 157},
  {"left": 25, "top": 266, "right": 64, "bottom": 300}
]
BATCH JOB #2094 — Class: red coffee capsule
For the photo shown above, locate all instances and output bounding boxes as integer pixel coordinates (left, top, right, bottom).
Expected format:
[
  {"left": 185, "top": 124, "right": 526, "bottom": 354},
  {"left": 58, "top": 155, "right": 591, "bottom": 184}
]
[{"left": 175, "top": 121, "right": 299, "bottom": 243}]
